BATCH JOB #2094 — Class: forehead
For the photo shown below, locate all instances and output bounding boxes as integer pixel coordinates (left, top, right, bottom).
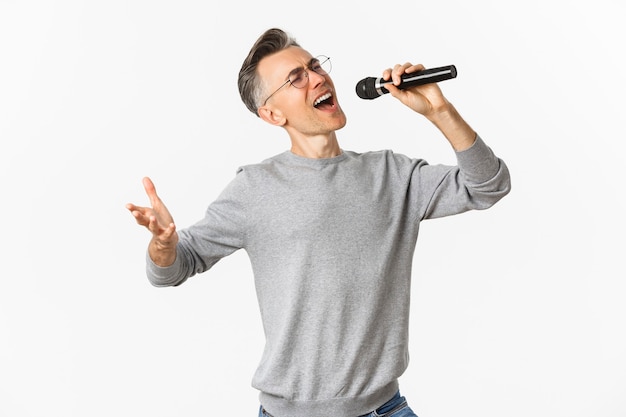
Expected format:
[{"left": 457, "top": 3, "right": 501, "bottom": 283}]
[{"left": 258, "top": 46, "right": 314, "bottom": 83}]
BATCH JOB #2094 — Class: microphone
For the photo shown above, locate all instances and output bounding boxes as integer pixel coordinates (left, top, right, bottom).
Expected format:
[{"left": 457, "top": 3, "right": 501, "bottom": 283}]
[{"left": 355, "top": 65, "right": 457, "bottom": 100}]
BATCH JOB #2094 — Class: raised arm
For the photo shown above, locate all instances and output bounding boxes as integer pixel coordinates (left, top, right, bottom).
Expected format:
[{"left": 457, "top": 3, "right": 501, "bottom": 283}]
[{"left": 382, "top": 62, "right": 476, "bottom": 151}]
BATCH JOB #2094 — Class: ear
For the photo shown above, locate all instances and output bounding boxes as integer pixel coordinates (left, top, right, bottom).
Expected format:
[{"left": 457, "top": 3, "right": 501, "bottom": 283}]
[{"left": 258, "top": 105, "right": 286, "bottom": 127}]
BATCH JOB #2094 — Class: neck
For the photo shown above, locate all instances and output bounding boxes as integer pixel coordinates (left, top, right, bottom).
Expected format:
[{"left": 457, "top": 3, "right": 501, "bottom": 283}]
[{"left": 289, "top": 131, "right": 341, "bottom": 159}]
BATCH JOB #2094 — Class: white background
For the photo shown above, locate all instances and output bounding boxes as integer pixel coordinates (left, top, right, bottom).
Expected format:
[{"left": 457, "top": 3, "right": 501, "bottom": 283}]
[{"left": 1, "top": 1, "right": 625, "bottom": 416}]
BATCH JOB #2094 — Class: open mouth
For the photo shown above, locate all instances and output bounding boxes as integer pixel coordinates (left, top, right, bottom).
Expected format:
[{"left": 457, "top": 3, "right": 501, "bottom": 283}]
[{"left": 313, "top": 92, "right": 335, "bottom": 110}]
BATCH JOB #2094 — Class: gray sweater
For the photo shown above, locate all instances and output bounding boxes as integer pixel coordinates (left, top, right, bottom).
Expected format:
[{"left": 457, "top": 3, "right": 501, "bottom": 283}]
[{"left": 146, "top": 135, "right": 511, "bottom": 417}]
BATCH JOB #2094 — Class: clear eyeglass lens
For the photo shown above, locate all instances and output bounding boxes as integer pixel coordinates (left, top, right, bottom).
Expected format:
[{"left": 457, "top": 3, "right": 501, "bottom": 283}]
[
  {"left": 290, "top": 70, "right": 308, "bottom": 88},
  {"left": 290, "top": 56, "right": 331, "bottom": 89},
  {"left": 315, "top": 56, "right": 331, "bottom": 75}
]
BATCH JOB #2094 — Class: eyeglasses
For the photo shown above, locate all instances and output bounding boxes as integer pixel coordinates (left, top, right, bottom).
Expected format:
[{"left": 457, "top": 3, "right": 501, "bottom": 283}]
[{"left": 262, "top": 55, "right": 332, "bottom": 105}]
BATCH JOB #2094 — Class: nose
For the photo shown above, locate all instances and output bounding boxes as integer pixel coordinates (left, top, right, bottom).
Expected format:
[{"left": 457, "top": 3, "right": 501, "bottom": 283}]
[{"left": 307, "top": 67, "right": 326, "bottom": 89}]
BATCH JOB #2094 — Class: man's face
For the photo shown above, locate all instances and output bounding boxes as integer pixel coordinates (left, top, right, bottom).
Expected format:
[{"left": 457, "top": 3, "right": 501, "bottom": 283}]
[{"left": 257, "top": 46, "right": 346, "bottom": 137}]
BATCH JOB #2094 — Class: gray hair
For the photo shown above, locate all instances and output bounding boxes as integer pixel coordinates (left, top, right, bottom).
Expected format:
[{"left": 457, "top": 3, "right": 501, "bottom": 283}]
[{"left": 238, "top": 28, "right": 300, "bottom": 116}]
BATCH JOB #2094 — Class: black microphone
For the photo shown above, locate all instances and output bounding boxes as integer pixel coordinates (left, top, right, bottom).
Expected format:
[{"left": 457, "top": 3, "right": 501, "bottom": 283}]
[{"left": 355, "top": 65, "right": 457, "bottom": 100}]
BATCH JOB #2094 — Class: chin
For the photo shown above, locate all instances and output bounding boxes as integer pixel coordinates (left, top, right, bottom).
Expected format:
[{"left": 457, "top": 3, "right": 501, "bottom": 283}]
[
  {"left": 335, "top": 118, "right": 347, "bottom": 131},
  {"left": 333, "top": 112, "right": 347, "bottom": 130}
]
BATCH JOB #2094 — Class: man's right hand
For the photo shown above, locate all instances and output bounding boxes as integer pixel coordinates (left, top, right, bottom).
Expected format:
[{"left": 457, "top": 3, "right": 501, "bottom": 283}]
[{"left": 126, "top": 177, "right": 179, "bottom": 267}]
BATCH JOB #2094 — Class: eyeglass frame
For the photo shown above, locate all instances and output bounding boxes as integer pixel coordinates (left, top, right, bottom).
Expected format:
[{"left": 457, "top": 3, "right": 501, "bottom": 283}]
[{"left": 261, "top": 55, "right": 331, "bottom": 106}]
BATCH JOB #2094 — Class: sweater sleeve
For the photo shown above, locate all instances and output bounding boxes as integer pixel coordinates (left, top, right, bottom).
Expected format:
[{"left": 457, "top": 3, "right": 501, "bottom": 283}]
[
  {"left": 416, "top": 134, "right": 511, "bottom": 220},
  {"left": 146, "top": 171, "right": 248, "bottom": 287}
]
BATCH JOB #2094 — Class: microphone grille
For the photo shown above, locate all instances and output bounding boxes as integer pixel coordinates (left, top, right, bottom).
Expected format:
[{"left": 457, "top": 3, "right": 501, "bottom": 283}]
[{"left": 355, "top": 77, "right": 382, "bottom": 100}]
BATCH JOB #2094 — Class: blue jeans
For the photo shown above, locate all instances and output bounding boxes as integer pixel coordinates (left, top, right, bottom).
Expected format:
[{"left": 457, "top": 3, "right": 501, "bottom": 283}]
[{"left": 259, "top": 391, "right": 418, "bottom": 417}]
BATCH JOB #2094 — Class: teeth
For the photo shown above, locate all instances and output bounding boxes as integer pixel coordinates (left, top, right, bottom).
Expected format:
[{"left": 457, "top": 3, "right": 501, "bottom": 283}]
[{"left": 314, "top": 92, "right": 332, "bottom": 107}]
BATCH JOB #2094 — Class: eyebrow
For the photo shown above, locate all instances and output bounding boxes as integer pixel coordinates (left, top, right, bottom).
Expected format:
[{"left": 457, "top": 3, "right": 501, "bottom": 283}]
[
  {"left": 286, "top": 66, "right": 304, "bottom": 79},
  {"left": 285, "top": 57, "right": 319, "bottom": 80}
]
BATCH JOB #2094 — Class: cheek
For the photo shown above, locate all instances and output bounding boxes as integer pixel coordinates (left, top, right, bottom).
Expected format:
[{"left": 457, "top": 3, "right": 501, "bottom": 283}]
[{"left": 281, "top": 95, "right": 310, "bottom": 119}]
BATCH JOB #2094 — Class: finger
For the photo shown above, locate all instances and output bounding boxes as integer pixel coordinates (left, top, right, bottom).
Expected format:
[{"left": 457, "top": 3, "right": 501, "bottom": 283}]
[
  {"left": 126, "top": 203, "right": 150, "bottom": 215},
  {"left": 127, "top": 205, "right": 151, "bottom": 227},
  {"left": 126, "top": 202, "right": 148, "bottom": 213},
  {"left": 142, "top": 177, "right": 161, "bottom": 207},
  {"left": 147, "top": 215, "right": 177, "bottom": 247},
  {"left": 391, "top": 64, "right": 403, "bottom": 85},
  {"left": 161, "top": 222, "right": 177, "bottom": 240},
  {"left": 391, "top": 62, "right": 413, "bottom": 85},
  {"left": 405, "top": 63, "right": 425, "bottom": 74},
  {"left": 147, "top": 212, "right": 174, "bottom": 232},
  {"left": 129, "top": 211, "right": 149, "bottom": 227},
  {"left": 147, "top": 214, "right": 162, "bottom": 235},
  {"left": 381, "top": 68, "right": 392, "bottom": 82}
]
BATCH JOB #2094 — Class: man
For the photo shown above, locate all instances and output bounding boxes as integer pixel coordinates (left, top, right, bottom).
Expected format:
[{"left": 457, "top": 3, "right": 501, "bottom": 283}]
[{"left": 126, "top": 28, "right": 511, "bottom": 417}]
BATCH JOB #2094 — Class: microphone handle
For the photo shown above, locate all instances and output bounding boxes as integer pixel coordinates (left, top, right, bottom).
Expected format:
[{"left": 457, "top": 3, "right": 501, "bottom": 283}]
[
  {"left": 385, "top": 65, "right": 457, "bottom": 89},
  {"left": 357, "top": 65, "right": 457, "bottom": 100}
]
